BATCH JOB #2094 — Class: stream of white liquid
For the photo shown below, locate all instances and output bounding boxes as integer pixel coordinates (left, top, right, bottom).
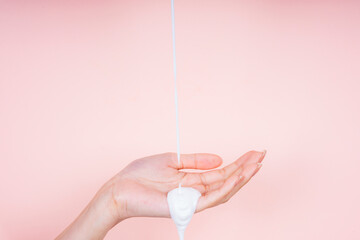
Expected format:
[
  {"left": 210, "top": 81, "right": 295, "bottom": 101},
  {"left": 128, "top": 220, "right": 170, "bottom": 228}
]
[
  {"left": 168, "top": 1, "right": 201, "bottom": 239},
  {"left": 171, "top": 0, "right": 181, "bottom": 166},
  {"left": 167, "top": 186, "right": 201, "bottom": 240}
]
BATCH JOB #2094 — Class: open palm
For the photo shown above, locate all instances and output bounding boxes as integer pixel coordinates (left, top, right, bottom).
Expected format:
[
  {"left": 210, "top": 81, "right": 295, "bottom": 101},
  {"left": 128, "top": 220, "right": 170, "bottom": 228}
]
[{"left": 108, "top": 151, "right": 266, "bottom": 221}]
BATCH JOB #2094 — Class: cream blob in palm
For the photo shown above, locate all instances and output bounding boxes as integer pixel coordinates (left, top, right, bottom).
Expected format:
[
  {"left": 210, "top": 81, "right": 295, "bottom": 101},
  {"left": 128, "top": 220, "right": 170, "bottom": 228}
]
[{"left": 167, "top": 186, "right": 201, "bottom": 240}]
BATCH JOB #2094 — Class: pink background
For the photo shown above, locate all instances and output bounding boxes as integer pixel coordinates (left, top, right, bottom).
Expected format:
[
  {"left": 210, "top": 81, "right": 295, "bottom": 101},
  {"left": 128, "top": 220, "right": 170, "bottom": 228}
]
[{"left": 1, "top": 0, "right": 360, "bottom": 239}]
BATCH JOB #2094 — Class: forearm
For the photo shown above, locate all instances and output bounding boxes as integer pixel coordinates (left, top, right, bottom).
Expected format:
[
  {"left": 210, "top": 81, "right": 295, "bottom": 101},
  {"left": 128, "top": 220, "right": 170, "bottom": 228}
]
[{"left": 56, "top": 184, "right": 120, "bottom": 240}]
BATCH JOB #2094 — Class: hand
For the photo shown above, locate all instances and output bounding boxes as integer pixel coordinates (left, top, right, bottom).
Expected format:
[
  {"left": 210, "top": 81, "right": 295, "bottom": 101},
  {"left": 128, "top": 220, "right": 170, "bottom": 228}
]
[
  {"left": 108, "top": 150, "right": 266, "bottom": 220},
  {"left": 56, "top": 150, "right": 266, "bottom": 240}
]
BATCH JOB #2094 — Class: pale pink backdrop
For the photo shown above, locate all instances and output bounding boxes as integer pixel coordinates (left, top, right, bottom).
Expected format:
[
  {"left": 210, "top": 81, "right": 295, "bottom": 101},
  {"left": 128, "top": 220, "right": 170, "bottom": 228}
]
[{"left": 0, "top": 0, "right": 359, "bottom": 239}]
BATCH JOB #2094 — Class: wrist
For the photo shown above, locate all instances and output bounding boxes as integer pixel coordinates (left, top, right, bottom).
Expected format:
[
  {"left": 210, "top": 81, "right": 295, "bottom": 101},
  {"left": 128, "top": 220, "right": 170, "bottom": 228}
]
[
  {"left": 56, "top": 181, "right": 124, "bottom": 240},
  {"left": 88, "top": 181, "right": 126, "bottom": 233}
]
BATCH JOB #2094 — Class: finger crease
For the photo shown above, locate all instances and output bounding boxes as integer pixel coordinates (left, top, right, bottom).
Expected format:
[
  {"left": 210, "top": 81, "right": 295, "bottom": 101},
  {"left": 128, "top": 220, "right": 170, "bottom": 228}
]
[
  {"left": 219, "top": 168, "right": 227, "bottom": 181},
  {"left": 199, "top": 174, "right": 207, "bottom": 186},
  {"left": 194, "top": 154, "right": 198, "bottom": 169}
]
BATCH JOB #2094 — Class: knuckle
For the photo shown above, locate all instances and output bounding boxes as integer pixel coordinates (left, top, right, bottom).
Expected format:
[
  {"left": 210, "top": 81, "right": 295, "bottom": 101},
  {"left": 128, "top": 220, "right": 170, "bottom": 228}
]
[{"left": 219, "top": 168, "right": 227, "bottom": 180}]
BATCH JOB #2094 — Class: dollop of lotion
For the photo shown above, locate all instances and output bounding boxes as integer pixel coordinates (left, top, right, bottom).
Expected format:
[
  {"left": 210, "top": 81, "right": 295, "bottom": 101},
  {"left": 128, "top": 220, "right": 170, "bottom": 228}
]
[{"left": 167, "top": 186, "right": 201, "bottom": 240}]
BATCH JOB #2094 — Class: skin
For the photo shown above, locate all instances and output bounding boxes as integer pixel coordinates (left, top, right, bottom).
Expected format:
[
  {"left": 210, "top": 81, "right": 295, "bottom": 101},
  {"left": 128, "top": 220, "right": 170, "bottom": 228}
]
[{"left": 56, "top": 150, "right": 266, "bottom": 240}]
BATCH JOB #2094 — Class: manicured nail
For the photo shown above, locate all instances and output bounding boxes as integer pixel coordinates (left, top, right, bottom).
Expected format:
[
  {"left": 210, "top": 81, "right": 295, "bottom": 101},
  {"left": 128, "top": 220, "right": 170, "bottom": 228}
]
[
  {"left": 261, "top": 149, "right": 267, "bottom": 158},
  {"left": 258, "top": 149, "right": 266, "bottom": 163}
]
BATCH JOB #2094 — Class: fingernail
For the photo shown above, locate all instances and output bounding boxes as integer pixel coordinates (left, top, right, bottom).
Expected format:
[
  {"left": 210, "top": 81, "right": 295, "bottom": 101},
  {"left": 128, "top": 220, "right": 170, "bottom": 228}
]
[
  {"left": 258, "top": 149, "right": 267, "bottom": 163},
  {"left": 261, "top": 149, "right": 267, "bottom": 158},
  {"left": 257, "top": 163, "right": 262, "bottom": 169}
]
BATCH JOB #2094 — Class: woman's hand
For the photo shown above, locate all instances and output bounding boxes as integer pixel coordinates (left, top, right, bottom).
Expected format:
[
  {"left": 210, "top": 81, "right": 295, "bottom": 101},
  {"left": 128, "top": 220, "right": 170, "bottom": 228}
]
[
  {"left": 107, "top": 150, "right": 266, "bottom": 220},
  {"left": 56, "top": 150, "right": 266, "bottom": 240}
]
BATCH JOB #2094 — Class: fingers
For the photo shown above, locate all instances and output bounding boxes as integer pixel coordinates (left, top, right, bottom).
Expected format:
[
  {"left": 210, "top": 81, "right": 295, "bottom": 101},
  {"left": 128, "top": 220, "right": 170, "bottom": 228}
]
[
  {"left": 223, "top": 162, "right": 262, "bottom": 202},
  {"left": 195, "top": 150, "right": 266, "bottom": 212},
  {"left": 185, "top": 150, "right": 265, "bottom": 187},
  {"left": 170, "top": 152, "right": 223, "bottom": 170},
  {"left": 196, "top": 174, "right": 242, "bottom": 212},
  {"left": 190, "top": 180, "right": 225, "bottom": 194}
]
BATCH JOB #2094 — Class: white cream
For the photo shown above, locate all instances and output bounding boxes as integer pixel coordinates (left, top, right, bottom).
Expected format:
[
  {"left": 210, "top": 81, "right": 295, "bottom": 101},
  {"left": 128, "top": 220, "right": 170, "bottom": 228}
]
[{"left": 167, "top": 186, "right": 201, "bottom": 240}]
